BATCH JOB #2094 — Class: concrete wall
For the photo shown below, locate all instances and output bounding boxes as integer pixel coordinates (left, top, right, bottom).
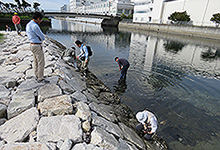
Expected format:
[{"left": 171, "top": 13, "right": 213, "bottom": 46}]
[
  {"left": 162, "top": 0, "right": 220, "bottom": 26},
  {"left": 119, "top": 22, "right": 220, "bottom": 40}
]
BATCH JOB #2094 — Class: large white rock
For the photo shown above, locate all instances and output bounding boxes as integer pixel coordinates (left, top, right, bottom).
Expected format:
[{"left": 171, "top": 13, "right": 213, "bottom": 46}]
[
  {"left": 82, "top": 90, "right": 98, "bottom": 102},
  {"left": 38, "top": 84, "right": 62, "bottom": 102},
  {"left": 119, "top": 123, "right": 146, "bottom": 149},
  {"left": 71, "top": 91, "right": 87, "bottom": 102},
  {"left": 17, "top": 79, "right": 44, "bottom": 91},
  {"left": 0, "top": 85, "right": 10, "bottom": 99},
  {"left": 59, "top": 80, "right": 76, "bottom": 94},
  {"left": 12, "top": 63, "right": 31, "bottom": 73},
  {"left": 92, "top": 114, "right": 123, "bottom": 138},
  {"left": 16, "top": 43, "right": 31, "bottom": 51},
  {"left": 89, "top": 102, "right": 117, "bottom": 122},
  {"left": 7, "top": 90, "right": 35, "bottom": 119},
  {"left": 37, "top": 115, "right": 83, "bottom": 143},
  {"left": 0, "top": 107, "right": 39, "bottom": 143},
  {"left": 0, "top": 104, "right": 7, "bottom": 118},
  {"left": 118, "top": 139, "right": 139, "bottom": 150},
  {"left": 75, "top": 102, "right": 91, "bottom": 121},
  {"left": 38, "top": 95, "right": 73, "bottom": 116},
  {"left": 60, "top": 139, "right": 72, "bottom": 150},
  {"left": 4, "top": 56, "right": 21, "bottom": 65},
  {"left": 0, "top": 142, "right": 56, "bottom": 150},
  {"left": 82, "top": 120, "right": 91, "bottom": 132},
  {"left": 71, "top": 143, "right": 104, "bottom": 150},
  {"left": 90, "top": 127, "right": 119, "bottom": 150},
  {"left": 68, "top": 77, "right": 87, "bottom": 92},
  {"left": 25, "top": 69, "right": 35, "bottom": 79},
  {"left": 44, "top": 67, "right": 53, "bottom": 76}
]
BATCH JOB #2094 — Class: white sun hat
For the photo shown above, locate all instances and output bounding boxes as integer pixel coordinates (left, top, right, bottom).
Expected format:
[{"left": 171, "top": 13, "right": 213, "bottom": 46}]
[{"left": 136, "top": 111, "right": 148, "bottom": 124}]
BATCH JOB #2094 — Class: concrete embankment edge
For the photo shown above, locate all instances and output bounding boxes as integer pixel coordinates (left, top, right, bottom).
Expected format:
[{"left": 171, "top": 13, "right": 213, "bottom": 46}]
[{"left": 119, "top": 22, "right": 220, "bottom": 40}]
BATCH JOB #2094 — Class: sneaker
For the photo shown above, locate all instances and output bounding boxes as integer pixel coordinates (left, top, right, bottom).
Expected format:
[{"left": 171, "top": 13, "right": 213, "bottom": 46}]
[{"left": 37, "top": 79, "right": 50, "bottom": 83}]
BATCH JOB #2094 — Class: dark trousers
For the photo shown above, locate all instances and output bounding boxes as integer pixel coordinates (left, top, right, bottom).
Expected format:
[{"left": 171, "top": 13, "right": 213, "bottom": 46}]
[
  {"left": 120, "top": 64, "right": 129, "bottom": 79},
  {"left": 136, "top": 123, "right": 153, "bottom": 140}
]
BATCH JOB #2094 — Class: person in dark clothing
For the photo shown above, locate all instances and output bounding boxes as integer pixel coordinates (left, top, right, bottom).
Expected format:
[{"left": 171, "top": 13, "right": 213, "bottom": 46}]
[{"left": 115, "top": 57, "right": 130, "bottom": 80}]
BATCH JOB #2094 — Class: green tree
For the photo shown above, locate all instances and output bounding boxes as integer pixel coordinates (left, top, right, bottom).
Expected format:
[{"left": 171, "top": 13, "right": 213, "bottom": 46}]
[
  {"left": 121, "top": 13, "right": 127, "bottom": 20},
  {"left": 210, "top": 13, "right": 220, "bottom": 27},
  {"left": 127, "top": 14, "right": 133, "bottom": 19},
  {"left": 4, "top": 3, "right": 10, "bottom": 12},
  {"left": 0, "top": 1, "right": 4, "bottom": 11},
  {"left": 9, "top": 3, "right": 17, "bottom": 12},
  {"left": 163, "top": 41, "right": 185, "bottom": 54},
  {"left": 21, "top": 0, "right": 31, "bottom": 12},
  {"left": 33, "top": 2, "right": 40, "bottom": 12},
  {"left": 168, "top": 11, "right": 191, "bottom": 25},
  {"left": 14, "top": 0, "right": 21, "bottom": 11}
]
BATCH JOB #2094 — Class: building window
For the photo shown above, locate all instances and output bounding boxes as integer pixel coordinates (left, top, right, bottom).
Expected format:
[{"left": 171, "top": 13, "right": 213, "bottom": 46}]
[
  {"left": 118, "top": 9, "right": 123, "bottom": 13},
  {"left": 134, "top": 11, "right": 148, "bottom": 13},
  {"left": 125, "top": 9, "right": 129, "bottom": 14},
  {"left": 150, "top": 8, "right": 153, "bottom": 11},
  {"left": 141, "top": 18, "right": 143, "bottom": 21},
  {"left": 149, "top": 17, "right": 152, "bottom": 22}
]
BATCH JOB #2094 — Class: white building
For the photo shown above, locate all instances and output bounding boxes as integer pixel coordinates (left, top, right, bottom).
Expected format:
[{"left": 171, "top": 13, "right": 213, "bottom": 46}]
[
  {"left": 70, "top": 0, "right": 134, "bottom": 16},
  {"left": 133, "top": 0, "right": 220, "bottom": 26}
]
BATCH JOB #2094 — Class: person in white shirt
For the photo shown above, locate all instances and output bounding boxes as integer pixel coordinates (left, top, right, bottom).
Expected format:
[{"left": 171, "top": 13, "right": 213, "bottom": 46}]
[{"left": 136, "top": 110, "right": 158, "bottom": 140}]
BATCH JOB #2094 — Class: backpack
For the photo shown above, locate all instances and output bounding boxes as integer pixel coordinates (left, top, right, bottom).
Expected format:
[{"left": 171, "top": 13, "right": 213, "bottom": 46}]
[
  {"left": 86, "top": 46, "right": 93, "bottom": 56},
  {"left": 82, "top": 45, "right": 93, "bottom": 57}
]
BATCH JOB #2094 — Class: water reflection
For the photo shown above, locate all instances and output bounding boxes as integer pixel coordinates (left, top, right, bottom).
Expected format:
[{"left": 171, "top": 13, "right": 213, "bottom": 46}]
[
  {"left": 114, "top": 79, "right": 127, "bottom": 94},
  {"left": 47, "top": 19, "right": 220, "bottom": 150},
  {"left": 201, "top": 48, "right": 220, "bottom": 61},
  {"left": 163, "top": 40, "right": 185, "bottom": 54}
]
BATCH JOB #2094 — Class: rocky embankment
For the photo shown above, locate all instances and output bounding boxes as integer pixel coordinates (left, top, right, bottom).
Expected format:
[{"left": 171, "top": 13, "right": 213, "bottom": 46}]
[{"left": 0, "top": 31, "right": 167, "bottom": 150}]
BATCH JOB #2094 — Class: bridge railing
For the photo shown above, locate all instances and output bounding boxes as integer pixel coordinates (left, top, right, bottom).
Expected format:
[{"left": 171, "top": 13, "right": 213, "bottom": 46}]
[{"left": 43, "top": 12, "right": 120, "bottom": 20}]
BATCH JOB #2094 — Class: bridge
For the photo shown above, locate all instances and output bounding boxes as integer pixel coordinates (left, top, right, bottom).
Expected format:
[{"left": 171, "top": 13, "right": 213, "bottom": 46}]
[{"left": 44, "top": 12, "right": 121, "bottom": 27}]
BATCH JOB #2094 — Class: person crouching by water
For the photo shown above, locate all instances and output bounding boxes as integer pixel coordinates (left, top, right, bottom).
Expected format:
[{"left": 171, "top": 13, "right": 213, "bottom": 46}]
[
  {"left": 115, "top": 57, "right": 130, "bottom": 81},
  {"left": 75, "top": 40, "right": 89, "bottom": 77},
  {"left": 61, "top": 46, "right": 79, "bottom": 71},
  {"left": 136, "top": 110, "right": 158, "bottom": 140}
]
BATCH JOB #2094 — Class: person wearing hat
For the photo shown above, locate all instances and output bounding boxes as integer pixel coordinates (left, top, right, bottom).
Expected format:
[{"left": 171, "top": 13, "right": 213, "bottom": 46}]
[
  {"left": 12, "top": 12, "right": 22, "bottom": 35},
  {"left": 136, "top": 110, "right": 158, "bottom": 140}
]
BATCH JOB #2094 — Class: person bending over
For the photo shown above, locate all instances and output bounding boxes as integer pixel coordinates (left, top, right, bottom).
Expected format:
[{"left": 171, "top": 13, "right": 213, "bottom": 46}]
[
  {"left": 136, "top": 110, "right": 158, "bottom": 140},
  {"left": 75, "top": 40, "right": 89, "bottom": 77},
  {"left": 115, "top": 57, "right": 130, "bottom": 81}
]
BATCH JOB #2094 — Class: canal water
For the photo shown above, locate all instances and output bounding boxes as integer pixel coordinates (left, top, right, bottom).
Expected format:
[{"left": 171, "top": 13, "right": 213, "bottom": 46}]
[{"left": 46, "top": 19, "right": 220, "bottom": 150}]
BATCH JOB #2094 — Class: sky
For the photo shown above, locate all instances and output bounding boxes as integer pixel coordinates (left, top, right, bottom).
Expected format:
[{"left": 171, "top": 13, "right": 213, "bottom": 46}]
[{"left": 1, "top": 0, "right": 70, "bottom": 11}]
